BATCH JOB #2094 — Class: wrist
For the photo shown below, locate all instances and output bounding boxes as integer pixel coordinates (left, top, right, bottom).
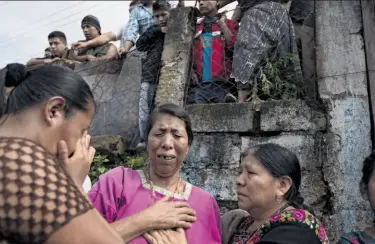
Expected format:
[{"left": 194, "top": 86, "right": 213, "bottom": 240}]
[{"left": 138, "top": 208, "right": 157, "bottom": 232}]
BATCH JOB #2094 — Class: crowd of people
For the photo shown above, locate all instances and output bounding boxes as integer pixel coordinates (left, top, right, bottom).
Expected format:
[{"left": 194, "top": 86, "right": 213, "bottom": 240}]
[
  {"left": 22, "top": 0, "right": 312, "bottom": 151},
  {"left": 1, "top": 62, "right": 374, "bottom": 243},
  {"left": 0, "top": 0, "right": 372, "bottom": 243}
]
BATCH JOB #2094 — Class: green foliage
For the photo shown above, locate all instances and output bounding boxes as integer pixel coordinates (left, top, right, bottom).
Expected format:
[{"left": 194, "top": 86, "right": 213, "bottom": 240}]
[
  {"left": 126, "top": 155, "right": 145, "bottom": 169},
  {"left": 249, "top": 53, "right": 305, "bottom": 111},
  {"left": 89, "top": 154, "right": 110, "bottom": 184},
  {"left": 89, "top": 153, "right": 146, "bottom": 183}
]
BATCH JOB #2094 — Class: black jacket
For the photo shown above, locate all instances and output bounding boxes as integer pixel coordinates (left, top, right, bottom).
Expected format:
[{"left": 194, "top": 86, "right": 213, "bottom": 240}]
[{"left": 136, "top": 24, "right": 165, "bottom": 84}]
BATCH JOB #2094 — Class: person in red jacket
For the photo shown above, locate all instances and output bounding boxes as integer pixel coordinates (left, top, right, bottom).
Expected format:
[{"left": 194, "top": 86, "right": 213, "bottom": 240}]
[{"left": 190, "top": 0, "right": 239, "bottom": 104}]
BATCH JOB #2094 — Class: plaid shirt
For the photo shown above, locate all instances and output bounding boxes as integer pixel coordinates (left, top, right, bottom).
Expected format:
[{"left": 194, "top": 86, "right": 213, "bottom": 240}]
[
  {"left": 232, "top": 2, "right": 303, "bottom": 86},
  {"left": 123, "top": 5, "right": 155, "bottom": 43}
]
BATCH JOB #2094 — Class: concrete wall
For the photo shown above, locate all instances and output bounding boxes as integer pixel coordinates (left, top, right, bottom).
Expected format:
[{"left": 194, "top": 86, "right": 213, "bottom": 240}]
[
  {"left": 316, "top": 1, "right": 373, "bottom": 241},
  {"left": 74, "top": 52, "right": 145, "bottom": 150},
  {"left": 181, "top": 101, "right": 329, "bottom": 219},
  {"left": 79, "top": 3, "right": 373, "bottom": 242}
]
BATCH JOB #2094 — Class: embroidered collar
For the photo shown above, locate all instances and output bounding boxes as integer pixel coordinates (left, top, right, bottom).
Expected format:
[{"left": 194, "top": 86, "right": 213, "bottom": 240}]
[
  {"left": 232, "top": 209, "right": 329, "bottom": 244},
  {"left": 137, "top": 170, "right": 193, "bottom": 200}
]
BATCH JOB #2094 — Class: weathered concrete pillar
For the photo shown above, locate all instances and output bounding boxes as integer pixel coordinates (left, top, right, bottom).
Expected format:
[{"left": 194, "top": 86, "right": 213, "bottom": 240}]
[
  {"left": 316, "top": 1, "right": 372, "bottom": 241},
  {"left": 154, "top": 7, "right": 197, "bottom": 107}
]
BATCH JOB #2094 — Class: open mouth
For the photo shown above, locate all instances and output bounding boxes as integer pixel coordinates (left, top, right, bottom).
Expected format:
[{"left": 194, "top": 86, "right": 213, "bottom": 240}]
[{"left": 157, "top": 154, "right": 176, "bottom": 160}]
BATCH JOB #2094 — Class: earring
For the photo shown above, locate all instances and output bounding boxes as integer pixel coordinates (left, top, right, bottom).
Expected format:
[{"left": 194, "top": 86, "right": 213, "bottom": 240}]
[{"left": 276, "top": 195, "right": 282, "bottom": 203}]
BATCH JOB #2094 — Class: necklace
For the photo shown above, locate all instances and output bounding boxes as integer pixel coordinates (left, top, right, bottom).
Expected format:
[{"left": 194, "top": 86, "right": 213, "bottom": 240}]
[{"left": 144, "top": 166, "right": 181, "bottom": 203}]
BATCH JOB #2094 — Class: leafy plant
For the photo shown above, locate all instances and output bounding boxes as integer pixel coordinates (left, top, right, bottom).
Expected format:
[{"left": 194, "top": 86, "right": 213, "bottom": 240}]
[
  {"left": 89, "top": 153, "right": 146, "bottom": 183},
  {"left": 126, "top": 155, "right": 145, "bottom": 169},
  {"left": 248, "top": 53, "right": 305, "bottom": 111},
  {"left": 89, "top": 153, "right": 110, "bottom": 183}
]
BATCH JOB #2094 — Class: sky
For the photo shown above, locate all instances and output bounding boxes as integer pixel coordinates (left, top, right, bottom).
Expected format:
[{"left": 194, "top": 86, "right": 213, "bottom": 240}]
[{"left": 0, "top": 1, "right": 237, "bottom": 68}]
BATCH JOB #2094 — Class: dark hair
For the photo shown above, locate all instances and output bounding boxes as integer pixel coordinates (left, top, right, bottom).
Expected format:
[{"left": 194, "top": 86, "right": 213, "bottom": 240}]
[
  {"left": 130, "top": 0, "right": 139, "bottom": 7},
  {"left": 145, "top": 103, "right": 193, "bottom": 146},
  {"left": 1, "top": 63, "right": 94, "bottom": 118},
  {"left": 48, "top": 31, "right": 67, "bottom": 45},
  {"left": 241, "top": 143, "right": 304, "bottom": 207},
  {"left": 362, "top": 152, "right": 375, "bottom": 186},
  {"left": 153, "top": 0, "right": 171, "bottom": 12}
]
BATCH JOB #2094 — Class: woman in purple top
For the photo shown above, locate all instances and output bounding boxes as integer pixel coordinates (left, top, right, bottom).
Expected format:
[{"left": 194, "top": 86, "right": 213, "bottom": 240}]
[{"left": 89, "top": 103, "right": 222, "bottom": 243}]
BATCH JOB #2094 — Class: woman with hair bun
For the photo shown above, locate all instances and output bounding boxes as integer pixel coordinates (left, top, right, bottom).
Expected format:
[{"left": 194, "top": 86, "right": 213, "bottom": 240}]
[
  {"left": 0, "top": 63, "right": 126, "bottom": 244},
  {"left": 221, "top": 143, "right": 329, "bottom": 244}
]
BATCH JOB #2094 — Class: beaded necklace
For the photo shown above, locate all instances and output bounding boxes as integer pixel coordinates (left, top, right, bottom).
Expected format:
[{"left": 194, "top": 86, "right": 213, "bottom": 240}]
[{"left": 143, "top": 165, "right": 181, "bottom": 203}]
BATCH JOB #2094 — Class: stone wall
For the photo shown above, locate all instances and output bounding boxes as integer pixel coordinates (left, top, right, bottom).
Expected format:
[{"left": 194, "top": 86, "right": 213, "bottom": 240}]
[
  {"left": 74, "top": 52, "right": 146, "bottom": 150},
  {"left": 164, "top": 3, "right": 373, "bottom": 242},
  {"left": 316, "top": 1, "right": 373, "bottom": 241},
  {"left": 181, "top": 101, "right": 328, "bottom": 219},
  {"left": 73, "top": 2, "right": 373, "bottom": 242}
]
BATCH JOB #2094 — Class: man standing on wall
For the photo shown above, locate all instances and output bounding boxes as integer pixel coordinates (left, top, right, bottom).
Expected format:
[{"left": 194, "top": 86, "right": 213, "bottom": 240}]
[
  {"left": 218, "top": 0, "right": 303, "bottom": 103},
  {"left": 190, "top": 0, "right": 239, "bottom": 104},
  {"left": 135, "top": 0, "right": 172, "bottom": 150}
]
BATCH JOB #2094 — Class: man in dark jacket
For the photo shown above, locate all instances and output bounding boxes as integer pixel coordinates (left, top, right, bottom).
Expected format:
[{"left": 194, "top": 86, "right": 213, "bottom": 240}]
[{"left": 135, "top": 0, "right": 171, "bottom": 150}]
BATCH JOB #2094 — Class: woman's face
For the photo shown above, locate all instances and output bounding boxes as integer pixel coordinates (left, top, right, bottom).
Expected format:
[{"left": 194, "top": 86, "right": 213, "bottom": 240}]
[
  {"left": 46, "top": 100, "right": 95, "bottom": 156},
  {"left": 365, "top": 172, "right": 375, "bottom": 210},
  {"left": 147, "top": 113, "right": 189, "bottom": 178},
  {"left": 236, "top": 154, "right": 280, "bottom": 213}
]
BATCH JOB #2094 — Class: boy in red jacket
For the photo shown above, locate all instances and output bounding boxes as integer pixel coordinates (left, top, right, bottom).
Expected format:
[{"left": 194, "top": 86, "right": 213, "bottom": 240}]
[{"left": 190, "top": 0, "right": 239, "bottom": 104}]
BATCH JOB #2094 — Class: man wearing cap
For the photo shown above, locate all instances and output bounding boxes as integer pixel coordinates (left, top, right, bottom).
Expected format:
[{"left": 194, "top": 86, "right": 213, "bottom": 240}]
[
  {"left": 72, "top": 0, "right": 185, "bottom": 56},
  {"left": 72, "top": 15, "right": 117, "bottom": 62}
]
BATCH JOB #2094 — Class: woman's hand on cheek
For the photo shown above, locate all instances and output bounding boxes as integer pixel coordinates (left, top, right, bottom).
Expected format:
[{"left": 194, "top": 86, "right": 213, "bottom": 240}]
[
  {"left": 57, "top": 131, "right": 96, "bottom": 187},
  {"left": 143, "top": 196, "right": 196, "bottom": 230}
]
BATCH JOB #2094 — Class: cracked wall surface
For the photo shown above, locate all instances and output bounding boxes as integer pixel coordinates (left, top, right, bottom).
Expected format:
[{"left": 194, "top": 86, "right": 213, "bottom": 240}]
[
  {"left": 71, "top": 3, "right": 373, "bottom": 242},
  {"left": 181, "top": 102, "right": 329, "bottom": 221},
  {"left": 74, "top": 53, "right": 145, "bottom": 151}
]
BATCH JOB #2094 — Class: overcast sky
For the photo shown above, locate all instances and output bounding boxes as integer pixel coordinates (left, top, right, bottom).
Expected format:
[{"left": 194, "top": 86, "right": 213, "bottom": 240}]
[{"left": 0, "top": 1, "right": 236, "bottom": 68}]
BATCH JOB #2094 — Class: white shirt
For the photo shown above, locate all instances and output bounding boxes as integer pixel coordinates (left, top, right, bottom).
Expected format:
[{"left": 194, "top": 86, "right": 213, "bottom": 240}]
[{"left": 82, "top": 175, "right": 92, "bottom": 193}]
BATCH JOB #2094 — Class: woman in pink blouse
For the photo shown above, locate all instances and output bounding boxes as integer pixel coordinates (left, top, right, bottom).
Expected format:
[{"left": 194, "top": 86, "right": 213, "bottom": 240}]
[{"left": 89, "top": 104, "right": 221, "bottom": 243}]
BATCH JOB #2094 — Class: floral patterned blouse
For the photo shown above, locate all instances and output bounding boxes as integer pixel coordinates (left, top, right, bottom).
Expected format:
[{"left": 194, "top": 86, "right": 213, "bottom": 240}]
[
  {"left": 230, "top": 208, "right": 329, "bottom": 244},
  {"left": 338, "top": 231, "right": 375, "bottom": 244}
]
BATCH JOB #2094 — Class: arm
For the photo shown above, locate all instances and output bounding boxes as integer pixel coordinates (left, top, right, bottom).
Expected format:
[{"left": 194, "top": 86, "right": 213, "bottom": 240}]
[
  {"left": 89, "top": 44, "right": 118, "bottom": 61},
  {"left": 109, "top": 211, "right": 155, "bottom": 242},
  {"left": 136, "top": 25, "right": 162, "bottom": 52},
  {"left": 26, "top": 57, "right": 59, "bottom": 66},
  {"left": 88, "top": 168, "right": 155, "bottom": 242},
  {"left": 217, "top": 18, "right": 238, "bottom": 47},
  {"left": 72, "top": 32, "right": 117, "bottom": 50},
  {"left": 71, "top": 54, "right": 91, "bottom": 62},
  {"left": 231, "top": 5, "right": 242, "bottom": 22},
  {"left": 26, "top": 58, "right": 46, "bottom": 66},
  {"left": 122, "top": 9, "right": 140, "bottom": 53},
  {"left": 46, "top": 210, "right": 123, "bottom": 244}
]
